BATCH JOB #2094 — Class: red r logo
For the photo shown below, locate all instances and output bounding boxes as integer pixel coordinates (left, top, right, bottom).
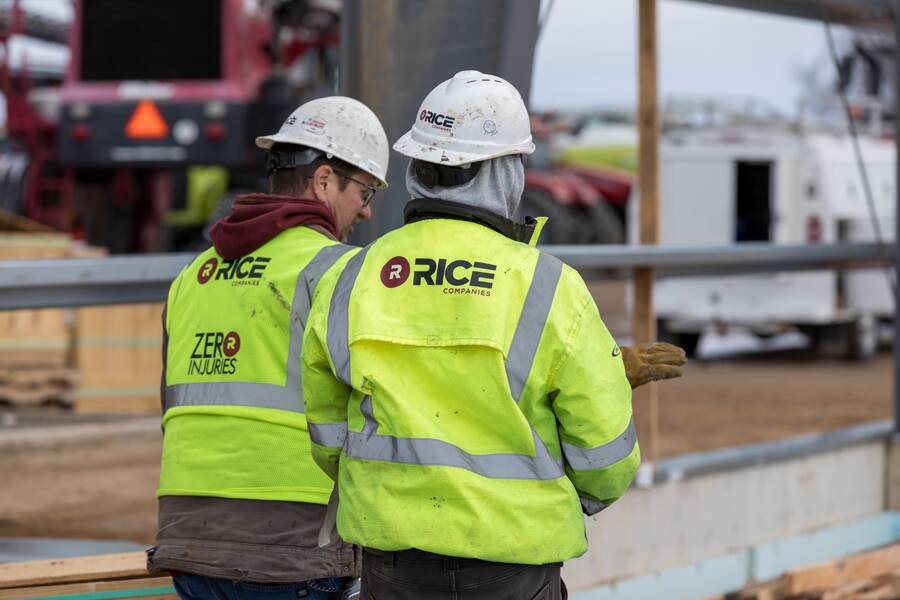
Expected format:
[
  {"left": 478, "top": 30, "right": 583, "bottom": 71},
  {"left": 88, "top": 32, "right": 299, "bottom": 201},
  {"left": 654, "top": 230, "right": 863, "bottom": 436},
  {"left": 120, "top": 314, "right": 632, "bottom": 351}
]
[
  {"left": 222, "top": 331, "right": 241, "bottom": 357},
  {"left": 380, "top": 256, "right": 410, "bottom": 288},
  {"left": 197, "top": 258, "right": 218, "bottom": 284}
]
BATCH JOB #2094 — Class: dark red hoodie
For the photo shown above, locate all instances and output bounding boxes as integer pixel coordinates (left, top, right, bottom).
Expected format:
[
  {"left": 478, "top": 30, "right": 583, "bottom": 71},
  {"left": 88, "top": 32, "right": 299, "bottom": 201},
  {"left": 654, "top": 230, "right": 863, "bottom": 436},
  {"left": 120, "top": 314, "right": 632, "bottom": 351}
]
[{"left": 209, "top": 194, "right": 340, "bottom": 260}]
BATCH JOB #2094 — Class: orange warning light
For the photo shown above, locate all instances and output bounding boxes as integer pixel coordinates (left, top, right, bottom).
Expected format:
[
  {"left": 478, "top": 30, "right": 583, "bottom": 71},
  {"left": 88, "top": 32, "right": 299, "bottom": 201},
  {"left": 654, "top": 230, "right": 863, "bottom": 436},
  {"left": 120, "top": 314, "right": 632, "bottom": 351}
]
[{"left": 125, "top": 100, "right": 169, "bottom": 139}]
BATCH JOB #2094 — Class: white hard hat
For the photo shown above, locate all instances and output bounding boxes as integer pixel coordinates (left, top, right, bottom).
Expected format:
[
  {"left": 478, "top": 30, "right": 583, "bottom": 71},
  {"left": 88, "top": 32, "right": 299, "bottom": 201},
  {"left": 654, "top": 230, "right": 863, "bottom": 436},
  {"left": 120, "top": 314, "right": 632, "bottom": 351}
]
[
  {"left": 393, "top": 70, "right": 535, "bottom": 167},
  {"left": 256, "top": 96, "right": 389, "bottom": 188}
]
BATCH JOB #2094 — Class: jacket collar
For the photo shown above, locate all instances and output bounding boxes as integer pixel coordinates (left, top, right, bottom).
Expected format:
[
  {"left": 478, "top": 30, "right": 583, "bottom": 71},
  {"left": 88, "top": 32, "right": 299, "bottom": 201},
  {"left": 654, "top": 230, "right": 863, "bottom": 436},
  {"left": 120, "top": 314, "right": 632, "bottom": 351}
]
[{"left": 403, "top": 198, "right": 537, "bottom": 244}]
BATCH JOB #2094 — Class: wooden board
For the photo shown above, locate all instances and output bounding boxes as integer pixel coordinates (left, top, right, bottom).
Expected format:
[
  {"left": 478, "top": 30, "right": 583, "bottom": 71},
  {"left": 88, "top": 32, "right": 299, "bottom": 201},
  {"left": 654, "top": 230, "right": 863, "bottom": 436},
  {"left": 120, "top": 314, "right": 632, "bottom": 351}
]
[
  {"left": 0, "top": 209, "right": 57, "bottom": 233},
  {"left": 0, "top": 576, "right": 176, "bottom": 599},
  {"left": 0, "top": 367, "right": 78, "bottom": 407},
  {"left": 635, "top": 0, "right": 660, "bottom": 464},
  {"left": 74, "top": 303, "right": 163, "bottom": 414},
  {"left": 0, "top": 552, "right": 149, "bottom": 589},
  {"left": 0, "top": 231, "right": 73, "bottom": 369},
  {"left": 786, "top": 544, "right": 900, "bottom": 595},
  {"left": 0, "top": 307, "right": 70, "bottom": 368}
]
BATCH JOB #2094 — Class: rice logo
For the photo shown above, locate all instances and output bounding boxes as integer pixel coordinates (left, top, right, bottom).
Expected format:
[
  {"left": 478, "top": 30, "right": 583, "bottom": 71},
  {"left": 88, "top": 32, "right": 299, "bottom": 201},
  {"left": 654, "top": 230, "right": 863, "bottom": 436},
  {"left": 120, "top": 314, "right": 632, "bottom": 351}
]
[
  {"left": 198, "top": 256, "right": 271, "bottom": 287},
  {"left": 197, "top": 258, "right": 218, "bottom": 284},
  {"left": 188, "top": 331, "right": 241, "bottom": 375},
  {"left": 381, "top": 258, "right": 498, "bottom": 298},
  {"left": 418, "top": 109, "right": 456, "bottom": 131},
  {"left": 380, "top": 256, "right": 410, "bottom": 288}
]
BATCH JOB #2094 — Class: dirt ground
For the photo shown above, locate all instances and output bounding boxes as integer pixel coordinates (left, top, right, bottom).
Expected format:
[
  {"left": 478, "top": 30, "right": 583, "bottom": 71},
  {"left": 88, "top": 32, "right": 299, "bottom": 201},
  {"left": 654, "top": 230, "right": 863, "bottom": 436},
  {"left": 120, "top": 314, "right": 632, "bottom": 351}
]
[{"left": 0, "top": 349, "right": 893, "bottom": 547}]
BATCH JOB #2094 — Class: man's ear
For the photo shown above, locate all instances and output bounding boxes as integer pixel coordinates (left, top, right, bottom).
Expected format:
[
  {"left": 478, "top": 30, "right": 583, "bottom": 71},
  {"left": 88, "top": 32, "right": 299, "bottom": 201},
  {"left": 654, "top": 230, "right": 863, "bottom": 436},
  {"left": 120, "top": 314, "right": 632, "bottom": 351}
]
[{"left": 314, "top": 164, "right": 333, "bottom": 192}]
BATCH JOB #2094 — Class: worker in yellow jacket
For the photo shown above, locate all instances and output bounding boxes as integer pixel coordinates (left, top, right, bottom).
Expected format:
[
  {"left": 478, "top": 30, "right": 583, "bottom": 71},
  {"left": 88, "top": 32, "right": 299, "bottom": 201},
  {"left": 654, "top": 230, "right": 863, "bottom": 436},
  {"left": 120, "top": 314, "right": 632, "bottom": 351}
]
[
  {"left": 150, "top": 96, "right": 388, "bottom": 600},
  {"left": 302, "top": 71, "right": 641, "bottom": 600}
]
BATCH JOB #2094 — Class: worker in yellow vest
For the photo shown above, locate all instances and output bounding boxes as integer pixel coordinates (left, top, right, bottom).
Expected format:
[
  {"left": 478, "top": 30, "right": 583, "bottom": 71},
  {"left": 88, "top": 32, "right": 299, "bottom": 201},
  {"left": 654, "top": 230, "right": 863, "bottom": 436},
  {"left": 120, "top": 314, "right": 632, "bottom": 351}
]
[
  {"left": 302, "top": 71, "right": 643, "bottom": 600},
  {"left": 149, "top": 96, "right": 388, "bottom": 600}
]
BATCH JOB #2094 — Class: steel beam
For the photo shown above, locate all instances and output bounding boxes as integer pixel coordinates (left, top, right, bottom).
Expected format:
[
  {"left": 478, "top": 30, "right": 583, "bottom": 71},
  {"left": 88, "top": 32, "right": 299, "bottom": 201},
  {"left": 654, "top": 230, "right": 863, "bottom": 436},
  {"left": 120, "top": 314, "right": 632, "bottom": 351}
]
[
  {"left": 678, "top": 0, "right": 895, "bottom": 28},
  {"left": 340, "top": 0, "right": 541, "bottom": 244},
  {"left": 551, "top": 241, "right": 893, "bottom": 275}
]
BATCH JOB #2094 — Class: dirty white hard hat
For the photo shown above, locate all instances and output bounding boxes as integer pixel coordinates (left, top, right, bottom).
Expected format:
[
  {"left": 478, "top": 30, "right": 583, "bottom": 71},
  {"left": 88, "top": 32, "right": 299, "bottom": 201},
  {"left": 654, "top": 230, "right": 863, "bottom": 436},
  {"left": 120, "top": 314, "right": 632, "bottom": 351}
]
[
  {"left": 393, "top": 70, "right": 535, "bottom": 167},
  {"left": 256, "top": 96, "right": 389, "bottom": 188}
]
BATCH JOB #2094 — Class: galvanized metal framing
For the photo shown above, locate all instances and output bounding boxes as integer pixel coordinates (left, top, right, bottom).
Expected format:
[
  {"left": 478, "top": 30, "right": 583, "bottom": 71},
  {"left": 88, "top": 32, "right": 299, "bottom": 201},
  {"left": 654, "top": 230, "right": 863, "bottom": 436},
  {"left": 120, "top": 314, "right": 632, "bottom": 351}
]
[
  {"left": 681, "top": 0, "right": 894, "bottom": 28},
  {"left": 0, "top": 243, "right": 892, "bottom": 311},
  {"left": 553, "top": 242, "right": 893, "bottom": 278},
  {"left": 654, "top": 420, "right": 892, "bottom": 484},
  {"left": 0, "top": 253, "right": 194, "bottom": 310}
]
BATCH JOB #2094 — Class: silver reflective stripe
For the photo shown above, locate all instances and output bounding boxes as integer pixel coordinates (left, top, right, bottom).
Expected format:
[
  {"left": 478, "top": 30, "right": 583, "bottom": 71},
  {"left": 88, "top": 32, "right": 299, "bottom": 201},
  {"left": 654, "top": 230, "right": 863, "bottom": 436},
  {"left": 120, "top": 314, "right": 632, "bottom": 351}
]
[
  {"left": 580, "top": 496, "right": 607, "bottom": 515},
  {"left": 165, "top": 243, "right": 354, "bottom": 413},
  {"left": 286, "top": 244, "right": 357, "bottom": 372},
  {"left": 505, "top": 253, "right": 563, "bottom": 402},
  {"left": 562, "top": 418, "right": 637, "bottom": 471},
  {"left": 345, "top": 396, "right": 564, "bottom": 481},
  {"left": 308, "top": 421, "right": 349, "bottom": 449},
  {"left": 327, "top": 246, "right": 369, "bottom": 386},
  {"left": 166, "top": 381, "right": 300, "bottom": 412}
]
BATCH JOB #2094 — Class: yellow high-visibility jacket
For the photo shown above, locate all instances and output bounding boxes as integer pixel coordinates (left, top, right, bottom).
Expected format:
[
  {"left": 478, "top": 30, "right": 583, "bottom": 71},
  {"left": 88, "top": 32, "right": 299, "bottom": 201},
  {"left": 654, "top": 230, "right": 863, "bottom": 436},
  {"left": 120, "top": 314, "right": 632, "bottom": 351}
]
[{"left": 303, "top": 203, "right": 639, "bottom": 565}]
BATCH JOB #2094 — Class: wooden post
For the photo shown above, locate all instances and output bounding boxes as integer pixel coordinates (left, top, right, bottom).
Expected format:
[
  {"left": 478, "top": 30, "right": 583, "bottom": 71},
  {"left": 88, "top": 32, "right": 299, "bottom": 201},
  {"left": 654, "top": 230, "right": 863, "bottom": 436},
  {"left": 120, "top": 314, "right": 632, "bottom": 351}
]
[{"left": 635, "top": 0, "right": 660, "bottom": 469}]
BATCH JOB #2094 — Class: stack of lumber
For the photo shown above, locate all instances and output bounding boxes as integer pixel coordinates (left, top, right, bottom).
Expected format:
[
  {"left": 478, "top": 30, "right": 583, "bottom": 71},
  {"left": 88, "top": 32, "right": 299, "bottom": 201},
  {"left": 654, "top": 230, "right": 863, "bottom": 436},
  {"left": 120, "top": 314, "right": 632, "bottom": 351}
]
[
  {"left": 0, "top": 551, "right": 175, "bottom": 599},
  {"left": 74, "top": 302, "right": 163, "bottom": 414},
  {"left": 0, "top": 366, "right": 79, "bottom": 406},
  {"left": 727, "top": 544, "right": 900, "bottom": 600},
  {"left": 69, "top": 244, "right": 164, "bottom": 414},
  {"left": 0, "top": 211, "right": 164, "bottom": 414},
  {"left": 0, "top": 212, "right": 75, "bottom": 407}
]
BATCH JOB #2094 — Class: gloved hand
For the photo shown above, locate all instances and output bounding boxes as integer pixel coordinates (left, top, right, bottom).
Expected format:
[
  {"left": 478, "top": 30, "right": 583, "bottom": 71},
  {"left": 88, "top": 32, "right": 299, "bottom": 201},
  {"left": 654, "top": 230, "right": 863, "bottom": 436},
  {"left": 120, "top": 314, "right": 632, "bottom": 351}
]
[{"left": 620, "top": 342, "right": 687, "bottom": 389}]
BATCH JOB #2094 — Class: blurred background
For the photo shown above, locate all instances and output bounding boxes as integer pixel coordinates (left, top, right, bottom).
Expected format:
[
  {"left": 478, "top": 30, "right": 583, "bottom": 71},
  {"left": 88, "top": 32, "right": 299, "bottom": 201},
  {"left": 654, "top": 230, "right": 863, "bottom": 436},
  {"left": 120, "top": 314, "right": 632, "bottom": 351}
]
[{"left": 0, "top": 1, "right": 896, "bottom": 599}]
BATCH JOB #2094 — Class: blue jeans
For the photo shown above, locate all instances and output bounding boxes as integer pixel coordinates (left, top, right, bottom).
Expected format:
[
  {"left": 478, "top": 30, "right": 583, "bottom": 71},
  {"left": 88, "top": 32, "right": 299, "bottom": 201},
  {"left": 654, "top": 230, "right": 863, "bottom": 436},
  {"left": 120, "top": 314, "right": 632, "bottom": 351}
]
[{"left": 173, "top": 574, "right": 349, "bottom": 600}]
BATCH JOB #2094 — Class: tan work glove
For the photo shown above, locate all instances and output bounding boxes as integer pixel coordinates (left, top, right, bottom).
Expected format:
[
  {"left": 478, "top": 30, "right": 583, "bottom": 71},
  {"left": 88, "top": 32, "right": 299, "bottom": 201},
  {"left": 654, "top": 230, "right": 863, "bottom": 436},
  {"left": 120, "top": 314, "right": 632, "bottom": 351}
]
[{"left": 620, "top": 342, "right": 687, "bottom": 390}]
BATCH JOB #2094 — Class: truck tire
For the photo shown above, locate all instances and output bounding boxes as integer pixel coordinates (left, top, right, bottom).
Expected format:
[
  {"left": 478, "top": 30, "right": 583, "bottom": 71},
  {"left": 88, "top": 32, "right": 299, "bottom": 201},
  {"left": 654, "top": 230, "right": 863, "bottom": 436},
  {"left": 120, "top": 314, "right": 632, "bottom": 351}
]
[
  {"left": 675, "top": 332, "right": 701, "bottom": 358},
  {"left": 657, "top": 319, "right": 701, "bottom": 358},
  {"left": 518, "top": 188, "right": 575, "bottom": 244},
  {"left": 578, "top": 201, "right": 624, "bottom": 244},
  {"left": 845, "top": 314, "right": 877, "bottom": 361},
  {"left": 0, "top": 152, "right": 27, "bottom": 214}
]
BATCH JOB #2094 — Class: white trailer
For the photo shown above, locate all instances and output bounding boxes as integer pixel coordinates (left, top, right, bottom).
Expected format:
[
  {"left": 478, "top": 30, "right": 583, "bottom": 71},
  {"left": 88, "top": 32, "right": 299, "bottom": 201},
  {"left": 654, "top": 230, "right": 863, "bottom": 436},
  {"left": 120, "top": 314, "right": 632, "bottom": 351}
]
[{"left": 638, "top": 126, "right": 895, "bottom": 359}]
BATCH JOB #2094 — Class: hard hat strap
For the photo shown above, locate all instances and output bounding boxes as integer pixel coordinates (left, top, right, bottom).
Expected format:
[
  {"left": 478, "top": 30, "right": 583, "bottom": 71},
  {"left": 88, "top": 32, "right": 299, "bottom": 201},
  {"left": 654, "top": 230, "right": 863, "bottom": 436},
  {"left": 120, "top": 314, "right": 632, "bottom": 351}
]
[
  {"left": 266, "top": 148, "right": 324, "bottom": 175},
  {"left": 413, "top": 159, "right": 483, "bottom": 189}
]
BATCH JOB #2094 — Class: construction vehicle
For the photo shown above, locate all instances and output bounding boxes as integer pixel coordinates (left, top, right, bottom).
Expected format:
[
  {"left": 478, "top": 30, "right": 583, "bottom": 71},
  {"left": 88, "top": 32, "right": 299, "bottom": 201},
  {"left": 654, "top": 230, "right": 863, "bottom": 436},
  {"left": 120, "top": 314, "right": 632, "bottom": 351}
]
[
  {"left": 518, "top": 113, "right": 631, "bottom": 244},
  {"left": 646, "top": 31, "right": 896, "bottom": 360},
  {"left": 643, "top": 96, "right": 895, "bottom": 360},
  {"left": 1, "top": 0, "right": 340, "bottom": 252}
]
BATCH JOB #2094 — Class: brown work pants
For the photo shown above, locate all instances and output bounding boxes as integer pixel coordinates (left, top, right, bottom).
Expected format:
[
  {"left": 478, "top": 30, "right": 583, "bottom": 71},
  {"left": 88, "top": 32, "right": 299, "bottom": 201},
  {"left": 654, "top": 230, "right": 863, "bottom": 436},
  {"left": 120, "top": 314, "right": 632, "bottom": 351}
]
[{"left": 360, "top": 548, "right": 567, "bottom": 600}]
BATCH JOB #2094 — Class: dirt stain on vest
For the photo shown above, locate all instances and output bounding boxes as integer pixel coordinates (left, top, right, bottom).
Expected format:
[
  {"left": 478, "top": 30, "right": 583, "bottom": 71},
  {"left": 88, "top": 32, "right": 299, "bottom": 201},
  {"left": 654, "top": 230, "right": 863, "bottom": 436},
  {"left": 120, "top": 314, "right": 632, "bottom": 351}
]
[{"left": 268, "top": 282, "right": 292, "bottom": 312}]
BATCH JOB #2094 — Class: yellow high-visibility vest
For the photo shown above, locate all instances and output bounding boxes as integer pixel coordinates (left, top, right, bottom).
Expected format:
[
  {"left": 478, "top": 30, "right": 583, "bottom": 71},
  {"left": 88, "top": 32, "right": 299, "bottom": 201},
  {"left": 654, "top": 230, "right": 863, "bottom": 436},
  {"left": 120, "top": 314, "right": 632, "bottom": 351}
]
[{"left": 160, "top": 226, "right": 352, "bottom": 504}]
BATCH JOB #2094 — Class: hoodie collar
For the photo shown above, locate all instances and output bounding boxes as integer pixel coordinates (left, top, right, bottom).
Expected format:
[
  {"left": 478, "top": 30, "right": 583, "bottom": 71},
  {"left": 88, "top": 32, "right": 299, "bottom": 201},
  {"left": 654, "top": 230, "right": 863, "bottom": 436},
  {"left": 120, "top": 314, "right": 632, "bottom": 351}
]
[{"left": 209, "top": 193, "right": 339, "bottom": 260}]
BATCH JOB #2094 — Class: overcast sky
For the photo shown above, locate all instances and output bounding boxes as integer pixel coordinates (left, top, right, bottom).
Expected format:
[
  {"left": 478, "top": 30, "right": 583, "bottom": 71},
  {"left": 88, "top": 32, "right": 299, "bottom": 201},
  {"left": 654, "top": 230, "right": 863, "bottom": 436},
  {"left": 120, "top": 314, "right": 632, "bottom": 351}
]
[{"left": 531, "top": 0, "right": 842, "bottom": 116}]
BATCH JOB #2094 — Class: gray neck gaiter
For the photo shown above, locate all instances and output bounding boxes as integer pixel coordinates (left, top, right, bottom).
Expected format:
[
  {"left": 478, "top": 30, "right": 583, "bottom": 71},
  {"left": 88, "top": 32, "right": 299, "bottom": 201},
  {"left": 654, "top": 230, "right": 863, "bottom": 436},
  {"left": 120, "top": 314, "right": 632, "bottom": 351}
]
[{"left": 405, "top": 155, "right": 525, "bottom": 220}]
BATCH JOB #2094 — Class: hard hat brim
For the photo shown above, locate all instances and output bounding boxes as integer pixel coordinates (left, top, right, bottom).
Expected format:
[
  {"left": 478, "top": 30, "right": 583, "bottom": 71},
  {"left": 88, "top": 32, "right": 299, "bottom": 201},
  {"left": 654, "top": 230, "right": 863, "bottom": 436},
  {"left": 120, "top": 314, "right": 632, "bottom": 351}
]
[
  {"left": 255, "top": 133, "right": 292, "bottom": 150},
  {"left": 255, "top": 133, "right": 389, "bottom": 189},
  {"left": 392, "top": 130, "right": 535, "bottom": 167}
]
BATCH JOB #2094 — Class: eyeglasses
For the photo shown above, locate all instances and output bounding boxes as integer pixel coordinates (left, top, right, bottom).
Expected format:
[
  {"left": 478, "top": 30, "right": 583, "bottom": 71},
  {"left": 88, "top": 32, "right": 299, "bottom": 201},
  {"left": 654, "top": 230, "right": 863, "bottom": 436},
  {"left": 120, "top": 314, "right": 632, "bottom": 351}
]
[{"left": 335, "top": 170, "right": 378, "bottom": 207}]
